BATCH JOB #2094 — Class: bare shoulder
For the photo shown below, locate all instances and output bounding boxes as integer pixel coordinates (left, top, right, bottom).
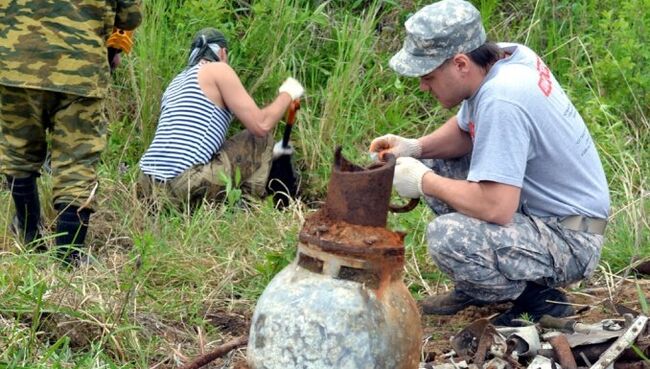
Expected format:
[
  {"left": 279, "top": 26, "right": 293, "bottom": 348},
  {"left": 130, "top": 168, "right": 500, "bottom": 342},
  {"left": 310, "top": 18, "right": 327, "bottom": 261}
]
[{"left": 202, "top": 62, "right": 239, "bottom": 80}]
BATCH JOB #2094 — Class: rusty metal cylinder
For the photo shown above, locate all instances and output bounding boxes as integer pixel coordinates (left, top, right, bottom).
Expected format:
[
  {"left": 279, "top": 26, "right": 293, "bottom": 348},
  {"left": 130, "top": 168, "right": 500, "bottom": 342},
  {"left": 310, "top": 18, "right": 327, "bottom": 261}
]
[
  {"left": 247, "top": 149, "right": 422, "bottom": 369},
  {"left": 247, "top": 243, "right": 421, "bottom": 369},
  {"left": 323, "top": 147, "right": 396, "bottom": 227}
]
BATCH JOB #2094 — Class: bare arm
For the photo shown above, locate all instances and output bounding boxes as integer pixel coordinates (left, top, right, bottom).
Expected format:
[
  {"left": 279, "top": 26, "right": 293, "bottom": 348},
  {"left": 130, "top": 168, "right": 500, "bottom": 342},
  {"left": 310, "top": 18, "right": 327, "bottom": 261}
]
[
  {"left": 421, "top": 172, "right": 520, "bottom": 225},
  {"left": 210, "top": 63, "right": 292, "bottom": 137},
  {"left": 418, "top": 115, "right": 473, "bottom": 159}
]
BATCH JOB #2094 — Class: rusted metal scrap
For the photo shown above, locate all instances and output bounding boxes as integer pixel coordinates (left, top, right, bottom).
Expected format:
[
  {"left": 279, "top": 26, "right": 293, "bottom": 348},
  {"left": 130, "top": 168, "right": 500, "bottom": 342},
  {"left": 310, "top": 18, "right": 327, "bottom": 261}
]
[
  {"left": 248, "top": 148, "right": 422, "bottom": 369},
  {"left": 429, "top": 314, "right": 649, "bottom": 369},
  {"left": 323, "top": 147, "right": 418, "bottom": 226},
  {"left": 547, "top": 334, "right": 578, "bottom": 369}
]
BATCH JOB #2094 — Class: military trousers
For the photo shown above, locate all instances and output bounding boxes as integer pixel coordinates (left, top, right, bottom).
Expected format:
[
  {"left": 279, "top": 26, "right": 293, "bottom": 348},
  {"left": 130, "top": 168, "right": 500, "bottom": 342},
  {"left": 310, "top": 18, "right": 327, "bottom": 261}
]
[
  {"left": 138, "top": 130, "right": 274, "bottom": 207},
  {"left": 0, "top": 85, "right": 106, "bottom": 209},
  {"left": 421, "top": 155, "right": 604, "bottom": 302}
]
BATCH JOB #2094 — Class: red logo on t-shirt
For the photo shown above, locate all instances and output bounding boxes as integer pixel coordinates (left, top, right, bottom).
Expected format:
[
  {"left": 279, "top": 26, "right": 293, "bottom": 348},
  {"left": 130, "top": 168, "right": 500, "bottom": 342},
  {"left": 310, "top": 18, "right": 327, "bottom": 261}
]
[
  {"left": 536, "top": 57, "right": 552, "bottom": 97},
  {"left": 469, "top": 121, "right": 475, "bottom": 140}
]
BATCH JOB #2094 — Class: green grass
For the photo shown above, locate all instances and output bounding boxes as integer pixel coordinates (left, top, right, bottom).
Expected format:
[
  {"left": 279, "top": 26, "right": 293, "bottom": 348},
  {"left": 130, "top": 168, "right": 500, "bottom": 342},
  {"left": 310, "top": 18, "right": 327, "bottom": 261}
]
[{"left": 1, "top": 0, "right": 648, "bottom": 367}]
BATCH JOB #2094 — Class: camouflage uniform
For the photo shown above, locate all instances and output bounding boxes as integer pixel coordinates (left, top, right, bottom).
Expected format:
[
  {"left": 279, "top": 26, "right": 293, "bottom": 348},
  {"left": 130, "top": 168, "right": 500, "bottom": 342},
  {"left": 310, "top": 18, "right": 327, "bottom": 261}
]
[
  {"left": 421, "top": 157, "right": 604, "bottom": 302},
  {"left": 138, "top": 130, "right": 274, "bottom": 207},
  {"left": 0, "top": 0, "right": 142, "bottom": 208}
]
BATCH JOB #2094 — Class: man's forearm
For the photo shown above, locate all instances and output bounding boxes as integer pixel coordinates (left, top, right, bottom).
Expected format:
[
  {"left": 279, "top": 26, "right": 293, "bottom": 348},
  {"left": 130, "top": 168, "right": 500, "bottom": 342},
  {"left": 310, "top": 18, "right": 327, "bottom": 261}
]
[{"left": 421, "top": 172, "right": 519, "bottom": 225}]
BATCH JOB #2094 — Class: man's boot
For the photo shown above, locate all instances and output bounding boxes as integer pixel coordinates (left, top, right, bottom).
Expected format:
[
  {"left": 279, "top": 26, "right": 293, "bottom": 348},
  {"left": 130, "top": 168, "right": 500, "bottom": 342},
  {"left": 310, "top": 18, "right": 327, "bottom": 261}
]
[
  {"left": 54, "top": 204, "right": 92, "bottom": 266},
  {"left": 420, "top": 289, "right": 488, "bottom": 315},
  {"left": 7, "top": 174, "right": 45, "bottom": 250},
  {"left": 491, "top": 282, "right": 574, "bottom": 326}
]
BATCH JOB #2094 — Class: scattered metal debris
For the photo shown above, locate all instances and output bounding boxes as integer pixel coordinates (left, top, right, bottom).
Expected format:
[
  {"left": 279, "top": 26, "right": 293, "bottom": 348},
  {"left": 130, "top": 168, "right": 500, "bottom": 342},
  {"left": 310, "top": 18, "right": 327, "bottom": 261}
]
[{"left": 425, "top": 313, "right": 649, "bottom": 369}]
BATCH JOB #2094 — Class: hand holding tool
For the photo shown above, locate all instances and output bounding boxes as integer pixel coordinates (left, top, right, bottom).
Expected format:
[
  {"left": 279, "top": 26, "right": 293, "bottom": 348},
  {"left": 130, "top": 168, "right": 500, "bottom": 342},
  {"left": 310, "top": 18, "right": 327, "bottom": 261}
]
[{"left": 278, "top": 77, "right": 304, "bottom": 100}]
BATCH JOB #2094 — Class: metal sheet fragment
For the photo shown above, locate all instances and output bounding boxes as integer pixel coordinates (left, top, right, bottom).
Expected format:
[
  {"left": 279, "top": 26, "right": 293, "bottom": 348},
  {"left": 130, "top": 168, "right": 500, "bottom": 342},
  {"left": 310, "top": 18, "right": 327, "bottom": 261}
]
[{"left": 589, "top": 315, "right": 648, "bottom": 369}]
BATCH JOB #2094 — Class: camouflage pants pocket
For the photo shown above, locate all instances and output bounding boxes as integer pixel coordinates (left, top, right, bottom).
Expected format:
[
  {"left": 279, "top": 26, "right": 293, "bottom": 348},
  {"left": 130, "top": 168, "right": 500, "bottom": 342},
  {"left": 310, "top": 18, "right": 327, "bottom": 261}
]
[{"left": 542, "top": 217, "right": 604, "bottom": 284}]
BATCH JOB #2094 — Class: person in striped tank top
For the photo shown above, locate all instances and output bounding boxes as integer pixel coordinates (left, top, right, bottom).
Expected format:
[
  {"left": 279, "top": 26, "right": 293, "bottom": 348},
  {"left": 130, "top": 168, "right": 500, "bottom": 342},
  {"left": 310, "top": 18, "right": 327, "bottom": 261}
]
[{"left": 138, "top": 28, "right": 304, "bottom": 207}]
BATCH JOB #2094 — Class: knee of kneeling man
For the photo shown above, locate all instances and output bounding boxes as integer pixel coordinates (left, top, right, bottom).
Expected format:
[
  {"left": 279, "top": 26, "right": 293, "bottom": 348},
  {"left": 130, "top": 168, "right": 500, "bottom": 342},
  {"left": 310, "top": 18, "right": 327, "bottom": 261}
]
[{"left": 427, "top": 213, "right": 471, "bottom": 253}]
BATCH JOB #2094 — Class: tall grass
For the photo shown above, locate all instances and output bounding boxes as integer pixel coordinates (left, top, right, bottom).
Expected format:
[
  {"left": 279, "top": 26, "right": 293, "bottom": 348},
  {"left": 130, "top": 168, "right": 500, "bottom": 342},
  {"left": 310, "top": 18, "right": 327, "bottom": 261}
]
[{"left": 0, "top": 0, "right": 648, "bottom": 367}]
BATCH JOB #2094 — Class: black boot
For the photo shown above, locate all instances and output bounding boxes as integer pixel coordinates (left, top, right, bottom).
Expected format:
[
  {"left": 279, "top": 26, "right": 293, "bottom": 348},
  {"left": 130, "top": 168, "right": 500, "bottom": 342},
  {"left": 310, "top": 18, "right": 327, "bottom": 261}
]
[
  {"left": 54, "top": 204, "right": 92, "bottom": 266},
  {"left": 491, "top": 282, "right": 574, "bottom": 326},
  {"left": 7, "top": 174, "right": 45, "bottom": 250}
]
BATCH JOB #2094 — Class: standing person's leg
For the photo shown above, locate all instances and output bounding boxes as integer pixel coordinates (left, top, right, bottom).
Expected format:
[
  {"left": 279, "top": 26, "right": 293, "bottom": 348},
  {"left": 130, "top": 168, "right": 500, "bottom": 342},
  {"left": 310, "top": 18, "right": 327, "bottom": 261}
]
[
  {"left": 0, "top": 86, "right": 48, "bottom": 248},
  {"left": 50, "top": 94, "right": 106, "bottom": 264}
]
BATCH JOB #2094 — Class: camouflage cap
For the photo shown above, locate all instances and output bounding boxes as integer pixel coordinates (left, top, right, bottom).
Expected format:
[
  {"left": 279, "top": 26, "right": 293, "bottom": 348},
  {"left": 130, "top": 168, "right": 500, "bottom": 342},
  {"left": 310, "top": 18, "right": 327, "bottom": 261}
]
[{"left": 389, "top": 0, "right": 486, "bottom": 77}]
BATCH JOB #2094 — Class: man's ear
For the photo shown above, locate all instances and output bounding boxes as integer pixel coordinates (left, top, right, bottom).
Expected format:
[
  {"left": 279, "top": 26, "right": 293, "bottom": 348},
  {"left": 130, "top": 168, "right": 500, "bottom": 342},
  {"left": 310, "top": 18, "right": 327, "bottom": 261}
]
[{"left": 452, "top": 54, "right": 471, "bottom": 73}]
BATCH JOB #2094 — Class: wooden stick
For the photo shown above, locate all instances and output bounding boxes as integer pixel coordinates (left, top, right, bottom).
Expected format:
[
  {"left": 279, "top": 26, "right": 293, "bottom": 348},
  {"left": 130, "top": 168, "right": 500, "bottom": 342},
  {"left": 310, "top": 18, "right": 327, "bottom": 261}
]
[{"left": 180, "top": 336, "right": 248, "bottom": 369}]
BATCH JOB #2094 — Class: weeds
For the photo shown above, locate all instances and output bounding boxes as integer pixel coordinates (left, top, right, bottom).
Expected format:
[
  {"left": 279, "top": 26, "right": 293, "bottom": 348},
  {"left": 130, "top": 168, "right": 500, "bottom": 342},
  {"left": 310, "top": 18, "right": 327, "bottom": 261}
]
[{"left": 0, "top": 0, "right": 648, "bottom": 367}]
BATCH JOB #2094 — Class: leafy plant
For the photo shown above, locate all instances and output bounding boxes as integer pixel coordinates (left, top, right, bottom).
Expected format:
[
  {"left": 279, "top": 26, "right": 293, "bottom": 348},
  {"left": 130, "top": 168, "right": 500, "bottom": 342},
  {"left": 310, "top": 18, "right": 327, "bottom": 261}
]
[{"left": 217, "top": 166, "right": 242, "bottom": 207}]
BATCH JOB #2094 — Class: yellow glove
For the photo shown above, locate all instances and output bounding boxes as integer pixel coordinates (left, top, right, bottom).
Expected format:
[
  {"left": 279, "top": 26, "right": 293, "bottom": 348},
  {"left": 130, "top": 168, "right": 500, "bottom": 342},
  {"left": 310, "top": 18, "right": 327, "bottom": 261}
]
[{"left": 107, "top": 28, "right": 135, "bottom": 53}]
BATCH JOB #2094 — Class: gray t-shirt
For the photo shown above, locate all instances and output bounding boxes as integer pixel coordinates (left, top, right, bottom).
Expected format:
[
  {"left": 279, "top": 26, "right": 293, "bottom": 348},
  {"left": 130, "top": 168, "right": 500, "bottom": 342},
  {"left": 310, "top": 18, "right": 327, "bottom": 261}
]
[{"left": 456, "top": 43, "right": 609, "bottom": 218}]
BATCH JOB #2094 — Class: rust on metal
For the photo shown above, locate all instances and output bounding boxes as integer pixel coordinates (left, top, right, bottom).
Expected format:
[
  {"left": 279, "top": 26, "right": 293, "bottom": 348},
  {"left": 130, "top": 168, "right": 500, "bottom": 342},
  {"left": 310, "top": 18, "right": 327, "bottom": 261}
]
[
  {"left": 299, "top": 210, "right": 405, "bottom": 255},
  {"left": 548, "top": 335, "right": 578, "bottom": 369},
  {"left": 450, "top": 318, "right": 499, "bottom": 366},
  {"left": 295, "top": 147, "right": 418, "bottom": 296},
  {"left": 323, "top": 147, "right": 396, "bottom": 227}
]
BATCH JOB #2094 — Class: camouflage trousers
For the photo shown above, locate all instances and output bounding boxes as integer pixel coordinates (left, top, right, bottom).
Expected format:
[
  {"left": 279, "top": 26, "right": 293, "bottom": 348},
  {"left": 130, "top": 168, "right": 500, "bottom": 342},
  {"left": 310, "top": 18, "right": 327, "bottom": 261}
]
[
  {"left": 421, "top": 156, "right": 604, "bottom": 302},
  {"left": 0, "top": 85, "right": 106, "bottom": 209},
  {"left": 138, "top": 130, "right": 274, "bottom": 206}
]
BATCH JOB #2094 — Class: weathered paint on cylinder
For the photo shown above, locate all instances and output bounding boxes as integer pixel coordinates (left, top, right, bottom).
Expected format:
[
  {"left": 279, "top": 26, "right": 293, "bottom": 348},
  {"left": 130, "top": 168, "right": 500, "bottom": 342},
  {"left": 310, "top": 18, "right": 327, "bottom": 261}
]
[{"left": 247, "top": 252, "right": 422, "bottom": 369}]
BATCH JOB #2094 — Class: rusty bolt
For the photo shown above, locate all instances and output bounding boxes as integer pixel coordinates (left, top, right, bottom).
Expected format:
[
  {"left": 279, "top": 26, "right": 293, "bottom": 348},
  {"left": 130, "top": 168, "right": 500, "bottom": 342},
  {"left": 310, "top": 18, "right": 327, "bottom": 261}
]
[
  {"left": 364, "top": 236, "right": 379, "bottom": 245},
  {"left": 315, "top": 225, "right": 329, "bottom": 235}
]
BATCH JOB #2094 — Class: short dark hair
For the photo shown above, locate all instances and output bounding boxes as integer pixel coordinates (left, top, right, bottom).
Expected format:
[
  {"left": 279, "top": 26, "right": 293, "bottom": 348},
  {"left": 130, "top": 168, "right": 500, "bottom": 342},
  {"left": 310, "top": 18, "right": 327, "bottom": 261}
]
[{"left": 466, "top": 42, "right": 503, "bottom": 70}]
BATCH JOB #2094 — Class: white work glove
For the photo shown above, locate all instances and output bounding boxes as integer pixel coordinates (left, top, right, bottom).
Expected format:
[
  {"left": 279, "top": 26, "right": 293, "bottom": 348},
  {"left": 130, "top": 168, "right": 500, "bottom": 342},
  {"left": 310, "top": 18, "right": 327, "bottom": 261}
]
[
  {"left": 369, "top": 134, "right": 422, "bottom": 159},
  {"left": 278, "top": 77, "right": 304, "bottom": 100},
  {"left": 393, "top": 157, "right": 432, "bottom": 198},
  {"left": 272, "top": 140, "right": 294, "bottom": 159}
]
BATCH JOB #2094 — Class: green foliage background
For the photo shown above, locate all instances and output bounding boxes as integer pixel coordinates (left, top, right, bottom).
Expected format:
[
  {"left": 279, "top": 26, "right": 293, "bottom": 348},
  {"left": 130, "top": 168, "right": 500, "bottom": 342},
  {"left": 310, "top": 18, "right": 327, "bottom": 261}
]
[{"left": 0, "top": 0, "right": 648, "bottom": 367}]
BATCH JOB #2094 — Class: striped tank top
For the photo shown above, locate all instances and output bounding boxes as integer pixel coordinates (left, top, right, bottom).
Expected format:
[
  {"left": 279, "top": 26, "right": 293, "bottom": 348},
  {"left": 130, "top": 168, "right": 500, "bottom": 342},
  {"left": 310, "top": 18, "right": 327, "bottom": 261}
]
[{"left": 139, "top": 63, "right": 233, "bottom": 181}]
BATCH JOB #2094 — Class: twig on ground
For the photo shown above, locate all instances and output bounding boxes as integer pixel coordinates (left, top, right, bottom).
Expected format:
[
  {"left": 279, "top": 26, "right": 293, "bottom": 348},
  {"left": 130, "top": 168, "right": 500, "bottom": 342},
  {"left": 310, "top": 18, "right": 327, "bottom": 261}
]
[
  {"left": 197, "top": 326, "right": 205, "bottom": 355},
  {"left": 180, "top": 335, "right": 248, "bottom": 369}
]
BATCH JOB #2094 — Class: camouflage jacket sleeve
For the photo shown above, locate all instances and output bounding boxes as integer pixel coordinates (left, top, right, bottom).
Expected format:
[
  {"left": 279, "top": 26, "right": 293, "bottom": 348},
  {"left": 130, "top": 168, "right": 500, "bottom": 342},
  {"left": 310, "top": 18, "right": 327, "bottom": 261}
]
[
  {"left": 115, "top": 0, "right": 142, "bottom": 31},
  {"left": 0, "top": 0, "right": 141, "bottom": 98}
]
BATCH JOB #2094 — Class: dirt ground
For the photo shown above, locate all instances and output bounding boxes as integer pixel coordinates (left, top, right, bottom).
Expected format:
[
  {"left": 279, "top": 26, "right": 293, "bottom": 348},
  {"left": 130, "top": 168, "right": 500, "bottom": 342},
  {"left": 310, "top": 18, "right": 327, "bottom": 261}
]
[{"left": 202, "top": 275, "right": 650, "bottom": 369}]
